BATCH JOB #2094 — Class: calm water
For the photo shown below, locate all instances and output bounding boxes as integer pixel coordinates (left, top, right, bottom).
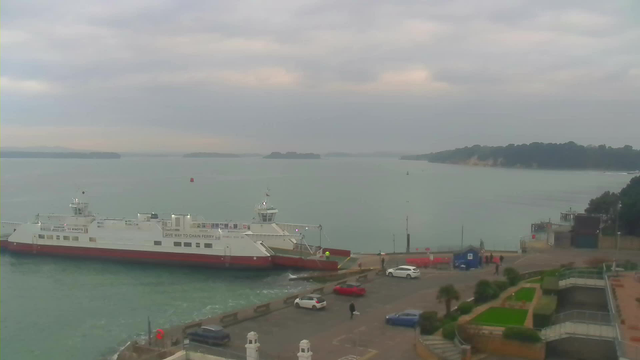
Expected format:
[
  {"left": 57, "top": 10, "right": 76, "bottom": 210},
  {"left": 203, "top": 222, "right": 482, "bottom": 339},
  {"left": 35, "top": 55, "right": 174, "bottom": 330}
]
[{"left": 0, "top": 157, "right": 632, "bottom": 359}]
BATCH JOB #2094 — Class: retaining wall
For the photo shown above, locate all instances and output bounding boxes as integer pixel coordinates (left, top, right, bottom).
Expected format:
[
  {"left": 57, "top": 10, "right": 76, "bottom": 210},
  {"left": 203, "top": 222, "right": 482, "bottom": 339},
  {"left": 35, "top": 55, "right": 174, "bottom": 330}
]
[
  {"left": 599, "top": 235, "right": 640, "bottom": 251},
  {"left": 468, "top": 334, "right": 545, "bottom": 360}
]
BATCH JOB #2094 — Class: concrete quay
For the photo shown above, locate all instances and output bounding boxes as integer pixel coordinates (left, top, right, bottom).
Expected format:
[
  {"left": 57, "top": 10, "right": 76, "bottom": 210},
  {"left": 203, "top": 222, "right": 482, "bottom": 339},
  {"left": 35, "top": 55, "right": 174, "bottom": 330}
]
[{"left": 119, "top": 249, "right": 640, "bottom": 360}]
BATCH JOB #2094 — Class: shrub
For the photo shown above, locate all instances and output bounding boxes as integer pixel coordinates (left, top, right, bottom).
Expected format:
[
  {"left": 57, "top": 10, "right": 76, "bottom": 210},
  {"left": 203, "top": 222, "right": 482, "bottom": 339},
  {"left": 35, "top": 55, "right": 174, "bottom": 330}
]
[
  {"left": 419, "top": 311, "right": 442, "bottom": 335},
  {"left": 474, "top": 280, "right": 499, "bottom": 304},
  {"left": 492, "top": 280, "right": 510, "bottom": 292},
  {"left": 442, "top": 322, "right": 456, "bottom": 341},
  {"left": 503, "top": 327, "right": 542, "bottom": 343},
  {"left": 540, "top": 268, "right": 561, "bottom": 283},
  {"left": 457, "top": 301, "right": 474, "bottom": 315},
  {"left": 443, "top": 311, "right": 460, "bottom": 323},
  {"left": 541, "top": 276, "right": 559, "bottom": 295},
  {"left": 532, "top": 295, "right": 557, "bottom": 328},
  {"left": 503, "top": 267, "right": 521, "bottom": 286}
]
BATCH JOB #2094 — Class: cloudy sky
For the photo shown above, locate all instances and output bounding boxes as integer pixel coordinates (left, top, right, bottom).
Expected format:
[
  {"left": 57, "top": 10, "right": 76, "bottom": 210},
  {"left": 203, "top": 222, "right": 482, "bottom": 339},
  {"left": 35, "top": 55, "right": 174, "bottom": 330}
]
[{"left": 2, "top": 0, "right": 639, "bottom": 153}]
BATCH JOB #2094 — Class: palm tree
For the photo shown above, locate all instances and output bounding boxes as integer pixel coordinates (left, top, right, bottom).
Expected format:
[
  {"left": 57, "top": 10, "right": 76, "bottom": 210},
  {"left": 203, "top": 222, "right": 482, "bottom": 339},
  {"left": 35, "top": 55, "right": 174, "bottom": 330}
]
[{"left": 437, "top": 284, "right": 461, "bottom": 315}]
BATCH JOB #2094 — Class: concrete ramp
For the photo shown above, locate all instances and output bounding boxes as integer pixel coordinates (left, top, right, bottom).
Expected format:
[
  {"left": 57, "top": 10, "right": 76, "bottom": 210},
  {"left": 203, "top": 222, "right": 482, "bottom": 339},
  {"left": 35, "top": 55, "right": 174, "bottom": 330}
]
[
  {"left": 559, "top": 278, "right": 605, "bottom": 288},
  {"left": 542, "top": 321, "right": 616, "bottom": 341}
]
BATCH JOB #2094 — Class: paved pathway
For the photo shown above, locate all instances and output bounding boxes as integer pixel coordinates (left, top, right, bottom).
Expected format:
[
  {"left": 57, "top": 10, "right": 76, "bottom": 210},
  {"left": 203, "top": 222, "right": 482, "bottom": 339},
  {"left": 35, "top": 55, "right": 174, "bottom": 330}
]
[{"left": 194, "top": 249, "right": 640, "bottom": 360}]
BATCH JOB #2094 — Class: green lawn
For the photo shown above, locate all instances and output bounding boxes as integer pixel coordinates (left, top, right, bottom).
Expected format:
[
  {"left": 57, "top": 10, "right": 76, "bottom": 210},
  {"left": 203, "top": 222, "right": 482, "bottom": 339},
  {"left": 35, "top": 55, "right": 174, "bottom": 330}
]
[
  {"left": 471, "top": 307, "right": 529, "bottom": 327},
  {"left": 507, "top": 287, "right": 536, "bottom": 302},
  {"left": 525, "top": 277, "right": 541, "bottom": 284}
]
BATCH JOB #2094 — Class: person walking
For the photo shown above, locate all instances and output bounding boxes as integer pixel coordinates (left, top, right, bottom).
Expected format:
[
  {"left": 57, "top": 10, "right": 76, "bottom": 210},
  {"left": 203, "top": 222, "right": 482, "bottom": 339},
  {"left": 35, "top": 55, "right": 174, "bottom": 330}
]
[
  {"left": 494, "top": 263, "right": 500, "bottom": 276},
  {"left": 381, "top": 257, "right": 386, "bottom": 270},
  {"left": 489, "top": 253, "right": 494, "bottom": 264},
  {"left": 349, "top": 301, "right": 356, "bottom": 320},
  {"left": 484, "top": 255, "right": 489, "bottom": 267},
  {"left": 499, "top": 255, "right": 504, "bottom": 265}
]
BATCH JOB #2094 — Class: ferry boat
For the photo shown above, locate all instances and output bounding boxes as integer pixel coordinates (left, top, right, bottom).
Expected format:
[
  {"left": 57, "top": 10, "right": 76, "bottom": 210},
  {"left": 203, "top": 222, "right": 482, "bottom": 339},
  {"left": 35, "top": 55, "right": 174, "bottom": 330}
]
[{"left": 0, "top": 194, "right": 341, "bottom": 270}]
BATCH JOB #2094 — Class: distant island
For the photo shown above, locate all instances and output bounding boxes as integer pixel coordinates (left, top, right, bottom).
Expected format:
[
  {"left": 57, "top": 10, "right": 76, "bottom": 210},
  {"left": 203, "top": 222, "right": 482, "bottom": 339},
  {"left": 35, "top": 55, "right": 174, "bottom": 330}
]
[
  {"left": 1, "top": 151, "right": 121, "bottom": 159},
  {"left": 263, "top": 152, "right": 321, "bottom": 159},
  {"left": 401, "top": 142, "right": 640, "bottom": 171},
  {"left": 184, "top": 152, "right": 241, "bottom": 158}
]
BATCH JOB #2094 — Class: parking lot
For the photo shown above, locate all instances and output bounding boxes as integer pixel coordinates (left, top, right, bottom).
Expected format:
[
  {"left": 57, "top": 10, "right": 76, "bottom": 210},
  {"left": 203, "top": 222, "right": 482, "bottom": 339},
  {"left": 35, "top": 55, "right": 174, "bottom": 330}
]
[{"left": 188, "top": 249, "right": 640, "bottom": 360}]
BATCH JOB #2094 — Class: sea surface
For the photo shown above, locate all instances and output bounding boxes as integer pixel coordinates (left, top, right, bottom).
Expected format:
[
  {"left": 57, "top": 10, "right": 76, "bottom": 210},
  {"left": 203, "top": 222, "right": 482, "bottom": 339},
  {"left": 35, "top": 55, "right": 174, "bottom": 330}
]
[{"left": 0, "top": 157, "right": 633, "bottom": 359}]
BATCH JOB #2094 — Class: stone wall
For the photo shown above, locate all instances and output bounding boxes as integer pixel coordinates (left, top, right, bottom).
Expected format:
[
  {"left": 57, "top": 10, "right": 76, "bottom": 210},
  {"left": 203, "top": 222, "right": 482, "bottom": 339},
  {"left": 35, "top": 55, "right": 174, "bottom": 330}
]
[
  {"left": 599, "top": 235, "right": 640, "bottom": 251},
  {"left": 467, "top": 334, "right": 545, "bottom": 360}
]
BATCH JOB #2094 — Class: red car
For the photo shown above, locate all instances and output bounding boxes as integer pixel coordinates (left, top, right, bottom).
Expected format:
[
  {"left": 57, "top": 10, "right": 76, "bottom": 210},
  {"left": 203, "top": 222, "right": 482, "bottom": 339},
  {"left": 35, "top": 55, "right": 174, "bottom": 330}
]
[{"left": 333, "top": 283, "right": 366, "bottom": 296}]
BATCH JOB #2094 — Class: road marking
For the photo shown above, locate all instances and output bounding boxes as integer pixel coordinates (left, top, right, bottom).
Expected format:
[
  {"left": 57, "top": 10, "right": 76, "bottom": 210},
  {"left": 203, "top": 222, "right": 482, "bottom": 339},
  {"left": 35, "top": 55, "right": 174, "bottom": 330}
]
[
  {"left": 359, "top": 350, "right": 378, "bottom": 359},
  {"left": 333, "top": 335, "right": 348, "bottom": 345},
  {"left": 336, "top": 349, "right": 379, "bottom": 360}
]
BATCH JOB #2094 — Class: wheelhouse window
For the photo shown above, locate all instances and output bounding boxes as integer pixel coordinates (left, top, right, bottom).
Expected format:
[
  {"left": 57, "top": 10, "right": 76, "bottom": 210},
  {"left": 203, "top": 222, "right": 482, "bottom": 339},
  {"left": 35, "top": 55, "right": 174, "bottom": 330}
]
[
  {"left": 174, "top": 241, "right": 182, "bottom": 247},
  {"left": 154, "top": 241, "right": 162, "bottom": 246},
  {"left": 38, "top": 234, "right": 45, "bottom": 239},
  {"left": 204, "top": 243, "right": 213, "bottom": 249},
  {"left": 184, "top": 242, "right": 192, "bottom": 247}
]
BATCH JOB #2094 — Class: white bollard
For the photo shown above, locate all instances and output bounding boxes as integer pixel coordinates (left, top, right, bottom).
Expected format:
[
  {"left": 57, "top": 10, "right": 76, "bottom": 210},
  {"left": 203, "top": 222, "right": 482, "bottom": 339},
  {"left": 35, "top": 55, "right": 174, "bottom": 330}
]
[
  {"left": 246, "top": 332, "right": 259, "bottom": 360},
  {"left": 298, "top": 339, "right": 312, "bottom": 360}
]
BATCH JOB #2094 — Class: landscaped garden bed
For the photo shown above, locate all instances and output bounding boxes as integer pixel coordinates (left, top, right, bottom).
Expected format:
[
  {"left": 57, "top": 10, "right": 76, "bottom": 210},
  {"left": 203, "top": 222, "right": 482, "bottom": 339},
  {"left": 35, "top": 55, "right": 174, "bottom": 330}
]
[
  {"left": 507, "top": 287, "right": 536, "bottom": 302},
  {"left": 471, "top": 307, "right": 529, "bottom": 327}
]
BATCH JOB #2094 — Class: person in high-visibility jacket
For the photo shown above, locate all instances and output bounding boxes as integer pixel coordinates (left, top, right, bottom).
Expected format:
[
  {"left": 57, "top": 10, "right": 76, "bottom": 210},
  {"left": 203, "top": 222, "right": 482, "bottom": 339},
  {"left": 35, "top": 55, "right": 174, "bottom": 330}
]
[{"left": 325, "top": 251, "right": 330, "bottom": 261}]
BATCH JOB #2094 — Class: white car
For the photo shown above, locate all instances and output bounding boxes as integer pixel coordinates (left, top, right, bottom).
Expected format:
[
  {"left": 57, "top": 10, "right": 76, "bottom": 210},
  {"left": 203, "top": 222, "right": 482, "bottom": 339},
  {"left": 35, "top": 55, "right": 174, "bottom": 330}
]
[
  {"left": 386, "top": 266, "right": 421, "bottom": 279},
  {"left": 294, "top": 294, "right": 327, "bottom": 310}
]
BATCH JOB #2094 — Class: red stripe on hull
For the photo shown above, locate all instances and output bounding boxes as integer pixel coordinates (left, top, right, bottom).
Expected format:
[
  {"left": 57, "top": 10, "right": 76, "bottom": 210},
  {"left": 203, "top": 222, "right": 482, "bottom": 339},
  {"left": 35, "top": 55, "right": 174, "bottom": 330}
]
[
  {"left": 271, "top": 255, "right": 338, "bottom": 271},
  {"left": 5, "top": 242, "right": 273, "bottom": 269}
]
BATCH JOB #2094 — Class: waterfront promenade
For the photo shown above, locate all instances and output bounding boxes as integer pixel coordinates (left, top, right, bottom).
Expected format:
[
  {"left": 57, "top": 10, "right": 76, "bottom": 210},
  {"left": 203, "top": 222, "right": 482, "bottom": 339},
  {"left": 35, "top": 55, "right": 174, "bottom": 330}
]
[{"left": 155, "top": 249, "right": 640, "bottom": 360}]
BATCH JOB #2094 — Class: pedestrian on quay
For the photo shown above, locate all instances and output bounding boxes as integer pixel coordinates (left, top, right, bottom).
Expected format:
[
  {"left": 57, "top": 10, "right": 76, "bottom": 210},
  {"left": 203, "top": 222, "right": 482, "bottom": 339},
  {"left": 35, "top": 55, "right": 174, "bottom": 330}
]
[
  {"left": 499, "top": 255, "right": 504, "bottom": 265},
  {"left": 349, "top": 301, "right": 356, "bottom": 320},
  {"left": 489, "top": 253, "right": 494, "bottom": 264},
  {"left": 381, "top": 257, "right": 386, "bottom": 270},
  {"left": 494, "top": 262, "right": 500, "bottom": 276},
  {"left": 484, "top": 255, "right": 489, "bottom": 267}
]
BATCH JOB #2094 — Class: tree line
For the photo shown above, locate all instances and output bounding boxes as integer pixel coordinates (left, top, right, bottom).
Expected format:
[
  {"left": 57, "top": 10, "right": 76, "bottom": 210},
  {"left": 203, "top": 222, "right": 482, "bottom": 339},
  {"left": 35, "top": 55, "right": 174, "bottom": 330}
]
[
  {"left": 401, "top": 142, "right": 640, "bottom": 171},
  {"left": 585, "top": 176, "right": 640, "bottom": 236}
]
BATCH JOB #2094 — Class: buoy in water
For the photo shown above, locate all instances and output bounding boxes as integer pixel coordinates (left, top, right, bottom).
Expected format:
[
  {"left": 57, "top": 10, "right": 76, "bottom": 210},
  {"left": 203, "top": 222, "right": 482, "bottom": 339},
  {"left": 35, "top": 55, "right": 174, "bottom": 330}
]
[{"left": 190, "top": 178, "right": 194, "bottom": 183}]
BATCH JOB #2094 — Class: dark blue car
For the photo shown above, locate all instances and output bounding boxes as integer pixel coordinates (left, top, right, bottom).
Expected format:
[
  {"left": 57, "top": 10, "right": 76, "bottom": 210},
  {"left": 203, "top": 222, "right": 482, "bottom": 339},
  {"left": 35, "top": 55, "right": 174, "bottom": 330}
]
[
  {"left": 385, "top": 310, "right": 421, "bottom": 327},
  {"left": 186, "top": 325, "right": 231, "bottom": 346}
]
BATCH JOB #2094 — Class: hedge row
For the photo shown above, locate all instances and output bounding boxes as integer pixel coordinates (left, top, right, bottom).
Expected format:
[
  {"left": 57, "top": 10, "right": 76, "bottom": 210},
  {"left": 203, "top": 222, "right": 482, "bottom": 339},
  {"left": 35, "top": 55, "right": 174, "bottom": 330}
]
[
  {"left": 503, "top": 326, "right": 542, "bottom": 343},
  {"left": 532, "top": 295, "right": 557, "bottom": 328}
]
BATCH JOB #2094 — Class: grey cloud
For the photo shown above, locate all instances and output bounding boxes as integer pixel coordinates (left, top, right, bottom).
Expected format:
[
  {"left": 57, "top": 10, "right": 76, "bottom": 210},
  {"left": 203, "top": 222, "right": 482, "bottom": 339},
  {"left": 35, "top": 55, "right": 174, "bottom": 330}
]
[{"left": 1, "top": 0, "right": 639, "bottom": 152}]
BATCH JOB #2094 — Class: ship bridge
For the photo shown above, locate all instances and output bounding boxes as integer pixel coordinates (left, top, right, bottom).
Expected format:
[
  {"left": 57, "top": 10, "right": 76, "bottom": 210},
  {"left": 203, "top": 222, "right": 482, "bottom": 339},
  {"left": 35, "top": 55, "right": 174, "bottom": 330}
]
[{"left": 249, "top": 198, "right": 322, "bottom": 250}]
